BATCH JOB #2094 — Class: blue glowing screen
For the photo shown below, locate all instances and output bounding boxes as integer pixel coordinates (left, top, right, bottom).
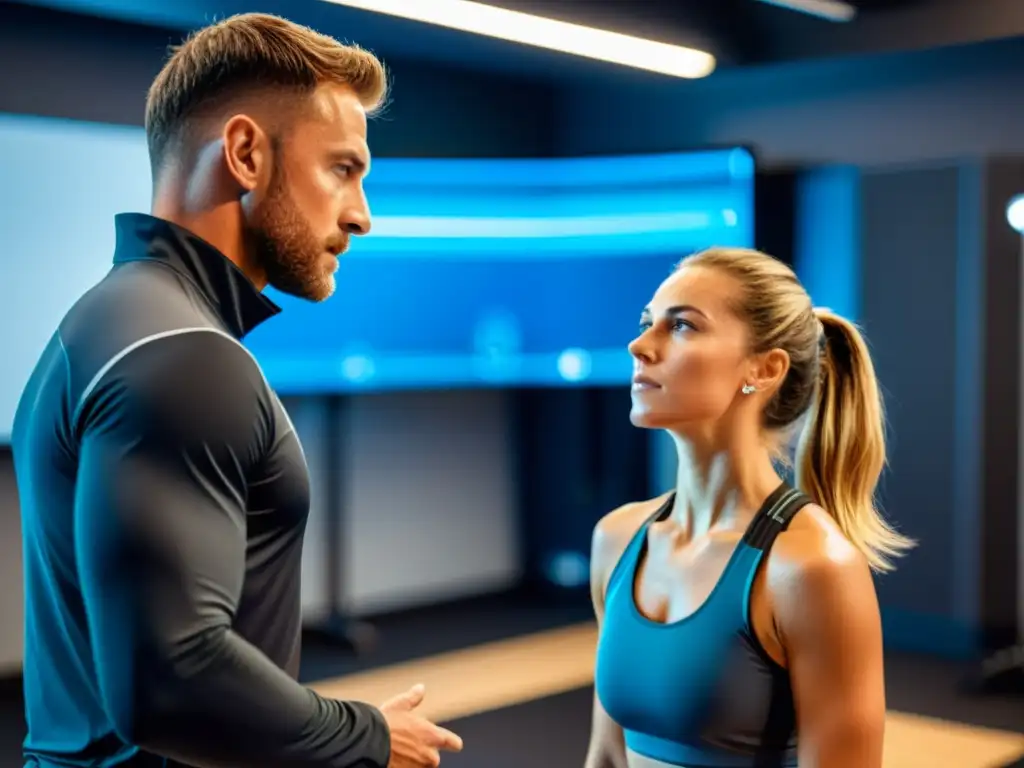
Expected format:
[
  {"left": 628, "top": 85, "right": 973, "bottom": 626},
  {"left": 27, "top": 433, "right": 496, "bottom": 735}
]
[{"left": 246, "top": 149, "right": 756, "bottom": 392}]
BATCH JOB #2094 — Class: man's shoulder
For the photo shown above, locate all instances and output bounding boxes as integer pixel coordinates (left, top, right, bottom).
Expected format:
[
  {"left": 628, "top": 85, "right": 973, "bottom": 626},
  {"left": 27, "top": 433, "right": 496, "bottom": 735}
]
[
  {"left": 62, "top": 262, "right": 212, "bottom": 351},
  {"left": 60, "top": 271, "right": 269, "bottom": 432},
  {"left": 70, "top": 325, "right": 271, "bottom": 447},
  {"left": 62, "top": 266, "right": 253, "bottom": 386}
]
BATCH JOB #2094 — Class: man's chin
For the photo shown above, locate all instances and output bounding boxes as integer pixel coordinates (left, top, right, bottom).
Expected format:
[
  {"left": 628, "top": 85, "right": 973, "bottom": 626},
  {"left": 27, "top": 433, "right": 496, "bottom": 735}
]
[
  {"left": 313, "top": 278, "right": 336, "bottom": 302},
  {"left": 309, "top": 274, "right": 337, "bottom": 303},
  {"left": 269, "top": 275, "right": 335, "bottom": 303}
]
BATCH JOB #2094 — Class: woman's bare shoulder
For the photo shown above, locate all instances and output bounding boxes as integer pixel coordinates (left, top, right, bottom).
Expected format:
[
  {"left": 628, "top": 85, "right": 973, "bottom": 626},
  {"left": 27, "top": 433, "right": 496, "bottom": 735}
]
[
  {"left": 770, "top": 503, "right": 866, "bottom": 575},
  {"left": 765, "top": 503, "right": 879, "bottom": 640},
  {"left": 591, "top": 492, "right": 672, "bottom": 578}
]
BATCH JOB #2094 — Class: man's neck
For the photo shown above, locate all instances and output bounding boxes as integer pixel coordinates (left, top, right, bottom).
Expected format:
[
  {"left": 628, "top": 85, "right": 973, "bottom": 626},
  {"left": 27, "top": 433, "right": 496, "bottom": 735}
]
[{"left": 151, "top": 195, "right": 267, "bottom": 290}]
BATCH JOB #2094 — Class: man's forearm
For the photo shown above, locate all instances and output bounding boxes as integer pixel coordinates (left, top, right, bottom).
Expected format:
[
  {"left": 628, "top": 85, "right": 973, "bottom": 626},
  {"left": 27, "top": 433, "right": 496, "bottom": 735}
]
[{"left": 114, "top": 624, "right": 390, "bottom": 768}]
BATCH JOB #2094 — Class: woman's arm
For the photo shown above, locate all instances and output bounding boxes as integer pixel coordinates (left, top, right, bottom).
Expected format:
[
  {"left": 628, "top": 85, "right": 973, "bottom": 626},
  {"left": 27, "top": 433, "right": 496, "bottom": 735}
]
[
  {"left": 585, "top": 695, "right": 628, "bottom": 768},
  {"left": 773, "top": 514, "right": 887, "bottom": 768},
  {"left": 585, "top": 502, "right": 654, "bottom": 768}
]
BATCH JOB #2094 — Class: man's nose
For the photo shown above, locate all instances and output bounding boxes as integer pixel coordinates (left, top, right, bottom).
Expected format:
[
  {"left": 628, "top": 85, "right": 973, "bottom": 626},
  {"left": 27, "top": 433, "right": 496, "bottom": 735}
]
[{"left": 342, "top": 192, "right": 371, "bottom": 235}]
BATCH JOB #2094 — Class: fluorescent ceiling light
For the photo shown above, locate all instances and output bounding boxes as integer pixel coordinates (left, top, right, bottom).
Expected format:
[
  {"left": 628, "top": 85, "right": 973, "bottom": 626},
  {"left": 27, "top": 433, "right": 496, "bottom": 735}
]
[
  {"left": 755, "top": 0, "right": 857, "bottom": 22},
  {"left": 324, "top": 0, "right": 716, "bottom": 78}
]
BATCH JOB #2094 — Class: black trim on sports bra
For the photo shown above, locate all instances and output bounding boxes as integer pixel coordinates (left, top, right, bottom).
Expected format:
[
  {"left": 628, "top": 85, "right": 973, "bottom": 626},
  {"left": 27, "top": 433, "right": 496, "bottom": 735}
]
[{"left": 743, "top": 483, "right": 813, "bottom": 551}]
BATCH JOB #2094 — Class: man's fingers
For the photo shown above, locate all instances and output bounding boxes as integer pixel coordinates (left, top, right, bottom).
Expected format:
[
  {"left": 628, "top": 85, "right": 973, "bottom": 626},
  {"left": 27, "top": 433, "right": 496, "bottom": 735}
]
[
  {"left": 381, "top": 682, "right": 426, "bottom": 711},
  {"left": 432, "top": 726, "right": 464, "bottom": 752},
  {"left": 404, "top": 683, "right": 426, "bottom": 708}
]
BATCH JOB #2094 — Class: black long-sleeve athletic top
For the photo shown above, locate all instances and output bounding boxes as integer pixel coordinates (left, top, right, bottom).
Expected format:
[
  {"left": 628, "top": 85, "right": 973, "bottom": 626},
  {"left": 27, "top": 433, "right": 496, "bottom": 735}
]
[{"left": 12, "top": 213, "right": 390, "bottom": 768}]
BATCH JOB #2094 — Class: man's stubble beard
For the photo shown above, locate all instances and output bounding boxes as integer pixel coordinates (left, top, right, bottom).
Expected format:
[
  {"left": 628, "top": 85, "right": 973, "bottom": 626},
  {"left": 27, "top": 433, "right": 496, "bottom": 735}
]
[{"left": 249, "top": 162, "right": 337, "bottom": 303}]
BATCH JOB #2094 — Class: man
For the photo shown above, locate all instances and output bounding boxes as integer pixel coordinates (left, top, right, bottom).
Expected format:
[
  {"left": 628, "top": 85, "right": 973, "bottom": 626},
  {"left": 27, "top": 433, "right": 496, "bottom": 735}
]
[{"left": 12, "top": 12, "right": 462, "bottom": 768}]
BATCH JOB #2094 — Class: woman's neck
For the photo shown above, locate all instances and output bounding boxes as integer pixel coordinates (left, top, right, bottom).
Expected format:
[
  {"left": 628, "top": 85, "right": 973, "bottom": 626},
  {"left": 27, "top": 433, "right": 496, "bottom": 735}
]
[{"left": 668, "top": 432, "right": 782, "bottom": 540}]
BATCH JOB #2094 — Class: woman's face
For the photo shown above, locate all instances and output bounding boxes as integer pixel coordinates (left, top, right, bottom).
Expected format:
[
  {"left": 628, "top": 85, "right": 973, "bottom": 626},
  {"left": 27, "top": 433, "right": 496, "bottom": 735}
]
[{"left": 628, "top": 265, "right": 754, "bottom": 432}]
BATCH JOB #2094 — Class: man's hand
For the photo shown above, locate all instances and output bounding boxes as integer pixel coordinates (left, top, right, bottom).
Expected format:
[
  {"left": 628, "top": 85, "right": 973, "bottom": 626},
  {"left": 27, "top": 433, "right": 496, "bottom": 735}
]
[{"left": 380, "top": 684, "right": 464, "bottom": 768}]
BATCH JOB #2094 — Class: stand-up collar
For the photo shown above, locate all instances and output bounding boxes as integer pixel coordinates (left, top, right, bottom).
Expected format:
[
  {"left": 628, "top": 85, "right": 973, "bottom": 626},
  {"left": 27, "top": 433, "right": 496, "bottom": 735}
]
[{"left": 112, "top": 212, "right": 281, "bottom": 339}]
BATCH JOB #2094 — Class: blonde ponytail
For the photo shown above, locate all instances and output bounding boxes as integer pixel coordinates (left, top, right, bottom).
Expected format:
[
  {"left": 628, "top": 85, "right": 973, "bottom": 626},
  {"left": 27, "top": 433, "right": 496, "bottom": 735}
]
[
  {"left": 678, "top": 248, "right": 916, "bottom": 571},
  {"left": 795, "top": 308, "right": 915, "bottom": 572}
]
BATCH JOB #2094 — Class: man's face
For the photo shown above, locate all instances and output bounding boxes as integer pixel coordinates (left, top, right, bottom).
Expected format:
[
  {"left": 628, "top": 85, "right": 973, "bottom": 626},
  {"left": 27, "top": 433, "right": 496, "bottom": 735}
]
[{"left": 248, "top": 82, "right": 372, "bottom": 302}]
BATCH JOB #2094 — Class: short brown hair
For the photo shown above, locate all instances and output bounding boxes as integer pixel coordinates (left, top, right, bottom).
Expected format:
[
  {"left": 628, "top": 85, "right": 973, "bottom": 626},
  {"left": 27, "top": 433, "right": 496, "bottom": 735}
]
[{"left": 145, "top": 12, "right": 389, "bottom": 173}]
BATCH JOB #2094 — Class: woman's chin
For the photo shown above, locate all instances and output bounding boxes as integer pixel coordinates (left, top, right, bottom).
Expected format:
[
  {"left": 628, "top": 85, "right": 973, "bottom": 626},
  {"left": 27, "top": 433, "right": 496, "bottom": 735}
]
[
  {"left": 630, "top": 407, "right": 706, "bottom": 434},
  {"left": 630, "top": 408, "right": 670, "bottom": 429}
]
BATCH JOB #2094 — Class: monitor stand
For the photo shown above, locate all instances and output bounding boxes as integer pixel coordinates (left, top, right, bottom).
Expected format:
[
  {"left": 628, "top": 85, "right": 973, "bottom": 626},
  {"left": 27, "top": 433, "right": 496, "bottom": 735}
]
[{"left": 305, "top": 395, "right": 378, "bottom": 656}]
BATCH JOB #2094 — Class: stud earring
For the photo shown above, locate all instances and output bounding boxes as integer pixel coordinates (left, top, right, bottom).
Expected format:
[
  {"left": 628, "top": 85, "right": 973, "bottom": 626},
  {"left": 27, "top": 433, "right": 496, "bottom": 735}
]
[{"left": 741, "top": 384, "right": 756, "bottom": 395}]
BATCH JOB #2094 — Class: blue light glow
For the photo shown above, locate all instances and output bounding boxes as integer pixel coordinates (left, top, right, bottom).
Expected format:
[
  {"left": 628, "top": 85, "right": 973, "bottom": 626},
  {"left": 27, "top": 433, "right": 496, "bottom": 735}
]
[
  {"left": 794, "top": 166, "right": 860, "bottom": 321},
  {"left": 0, "top": 111, "right": 756, "bottom": 431},
  {"left": 249, "top": 148, "right": 756, "bottom": 391}
]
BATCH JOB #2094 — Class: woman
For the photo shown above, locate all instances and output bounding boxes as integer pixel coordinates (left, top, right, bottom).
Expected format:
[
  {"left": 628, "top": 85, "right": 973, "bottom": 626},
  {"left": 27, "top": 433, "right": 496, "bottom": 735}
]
[{"left": 586, "top": 247, "right": 914, "bottom": 768}]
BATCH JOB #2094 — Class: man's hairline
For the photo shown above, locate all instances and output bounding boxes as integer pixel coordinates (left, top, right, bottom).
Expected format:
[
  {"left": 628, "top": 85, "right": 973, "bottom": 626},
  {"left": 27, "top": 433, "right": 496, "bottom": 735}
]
[
  {"left": 150, "top": 81, "right": 376, "bottom": 182},
  {"left": 153, "top": 77, "right": 376, "bottom": 151}
]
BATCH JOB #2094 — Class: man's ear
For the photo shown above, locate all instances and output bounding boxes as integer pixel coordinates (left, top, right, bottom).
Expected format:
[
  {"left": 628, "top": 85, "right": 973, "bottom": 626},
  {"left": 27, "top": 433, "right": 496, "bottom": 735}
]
[{"left": 221, "top": 114, "right": 271, "bottom": 192}]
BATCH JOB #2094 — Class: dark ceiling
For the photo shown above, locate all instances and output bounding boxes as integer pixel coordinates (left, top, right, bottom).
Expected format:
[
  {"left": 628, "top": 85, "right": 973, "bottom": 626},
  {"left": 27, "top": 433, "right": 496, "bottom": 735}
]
[{"left": 5, "top": 0, "right": 1024, "bottom": 81}]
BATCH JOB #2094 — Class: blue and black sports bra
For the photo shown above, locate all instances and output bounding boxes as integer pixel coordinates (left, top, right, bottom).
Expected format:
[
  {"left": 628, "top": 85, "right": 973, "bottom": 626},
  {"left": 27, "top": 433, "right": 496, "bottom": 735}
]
[{"left": 595, "top": 482, "right": 811, "bottom": 767}]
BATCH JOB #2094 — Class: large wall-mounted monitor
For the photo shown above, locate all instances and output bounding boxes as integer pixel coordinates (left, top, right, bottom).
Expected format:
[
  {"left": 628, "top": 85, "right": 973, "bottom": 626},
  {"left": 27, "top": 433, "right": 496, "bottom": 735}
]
[
  {"left": 247, "top": 148, "right": 756, "bottom": 392},
  {"left": 0, "top": 111, "right": 754, "bottom": 442}
]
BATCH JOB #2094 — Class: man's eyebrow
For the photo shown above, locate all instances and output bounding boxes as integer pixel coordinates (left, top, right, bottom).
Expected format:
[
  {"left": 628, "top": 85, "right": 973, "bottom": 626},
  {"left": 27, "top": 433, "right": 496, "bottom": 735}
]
[{"left": 331, "top": 149, "right": 369, "bottom": 173}]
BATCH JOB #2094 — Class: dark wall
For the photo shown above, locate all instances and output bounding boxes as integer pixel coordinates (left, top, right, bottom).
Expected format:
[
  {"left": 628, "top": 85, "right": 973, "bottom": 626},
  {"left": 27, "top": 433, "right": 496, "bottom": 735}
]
[
  {"left": 859, "top": 159, "right": 1024, "bottom": 656},
  {"left": 0, "top": 2, "right": 557, "bottom": 158},
  {"left": 555, "top": 37, "right": 1024, "bottom": 168},
  {"left": 859, "top": 165, "right": 966, "bottom": 653},
  {"left": 513, "top": 387, "right": 650, "bottom": 595},
  {"left": 980, "top": 156, "right": 1024, "bottom": 648},
  {"left": 754, "top": 169, "right": 798, "bottom": 265}
]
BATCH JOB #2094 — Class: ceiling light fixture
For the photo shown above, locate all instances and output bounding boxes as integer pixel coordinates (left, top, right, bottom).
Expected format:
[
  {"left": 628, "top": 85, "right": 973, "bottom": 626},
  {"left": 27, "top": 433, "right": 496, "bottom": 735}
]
[
  {"left": 755, "top": 0, "right": 857, "bottom": 22},
  {"left": 323, "top": 0, "right": 717, "bottom": 78}
]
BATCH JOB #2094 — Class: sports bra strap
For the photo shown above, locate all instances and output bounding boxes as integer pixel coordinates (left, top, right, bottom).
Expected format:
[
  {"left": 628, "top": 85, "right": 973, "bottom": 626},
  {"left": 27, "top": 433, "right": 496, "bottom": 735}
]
[{"left": 742, "top": 483, "right": 812, "bottom": 551}]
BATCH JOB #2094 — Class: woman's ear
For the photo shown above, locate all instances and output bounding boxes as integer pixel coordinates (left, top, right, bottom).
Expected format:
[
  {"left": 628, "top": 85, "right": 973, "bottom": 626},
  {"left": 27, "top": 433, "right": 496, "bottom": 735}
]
[{"left": 747, "top": 348, "right": 790, "bottom": 396}]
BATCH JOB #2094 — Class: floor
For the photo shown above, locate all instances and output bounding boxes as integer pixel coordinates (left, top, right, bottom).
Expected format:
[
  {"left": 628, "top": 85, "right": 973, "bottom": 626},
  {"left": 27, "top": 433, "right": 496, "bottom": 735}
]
[
  {"left": 1, "top": 590, "right": 1022, "bottom": 768},
  {"left": 440, "top": 686, "right": 1024, "bottom": 768}
]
